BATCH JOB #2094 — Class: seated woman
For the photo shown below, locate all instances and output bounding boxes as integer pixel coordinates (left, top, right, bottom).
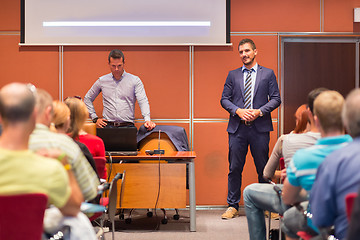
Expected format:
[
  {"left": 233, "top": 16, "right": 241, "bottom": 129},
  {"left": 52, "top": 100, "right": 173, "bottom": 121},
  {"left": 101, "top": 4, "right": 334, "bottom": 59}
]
[
  {"left": 52, "top": 100, "right": 99, "bottom": 179},
  {"left": 263, "top": 104, "right": 310, "bottom": 180},
  {"left": 64, "top": 97, "right": 106, "bottom": 179}
]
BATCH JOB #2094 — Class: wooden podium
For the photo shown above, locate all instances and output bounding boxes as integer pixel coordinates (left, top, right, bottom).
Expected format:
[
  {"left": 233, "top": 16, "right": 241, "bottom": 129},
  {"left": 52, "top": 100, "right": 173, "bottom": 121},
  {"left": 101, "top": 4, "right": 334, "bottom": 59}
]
[
  {"left": 106, "top": 151, "right": 197, "bottom": 231},
  {"left": 107, "top": 163, "right": 186, "bottom": 209}
]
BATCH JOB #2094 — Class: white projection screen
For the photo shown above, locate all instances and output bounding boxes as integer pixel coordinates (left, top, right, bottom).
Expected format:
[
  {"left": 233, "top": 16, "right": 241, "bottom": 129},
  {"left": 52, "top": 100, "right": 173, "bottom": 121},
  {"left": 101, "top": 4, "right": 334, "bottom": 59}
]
[{"left": 21, "top": 0, "right": 230, "bottom": 45}]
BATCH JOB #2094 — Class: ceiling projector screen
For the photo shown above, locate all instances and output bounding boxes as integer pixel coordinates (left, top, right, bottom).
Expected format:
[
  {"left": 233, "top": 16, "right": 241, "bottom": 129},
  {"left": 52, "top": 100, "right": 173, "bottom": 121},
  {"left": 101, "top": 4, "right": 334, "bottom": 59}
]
[{"left": 21, "top": 0, "right": 230, "bottom": 45}]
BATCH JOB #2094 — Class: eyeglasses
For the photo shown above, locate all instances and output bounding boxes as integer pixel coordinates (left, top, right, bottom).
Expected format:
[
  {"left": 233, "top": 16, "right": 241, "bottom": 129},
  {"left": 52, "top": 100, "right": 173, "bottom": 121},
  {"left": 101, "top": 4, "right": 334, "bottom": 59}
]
[{"left": 26, "top": 83, "right": 37, "bottom": 97}]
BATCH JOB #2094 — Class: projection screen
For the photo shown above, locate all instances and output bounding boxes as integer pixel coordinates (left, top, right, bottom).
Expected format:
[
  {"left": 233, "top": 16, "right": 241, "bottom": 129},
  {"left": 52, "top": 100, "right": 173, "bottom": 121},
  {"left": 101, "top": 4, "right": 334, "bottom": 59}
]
[{"left": 21, "top": 0, "right": 230, "bottom": 45}]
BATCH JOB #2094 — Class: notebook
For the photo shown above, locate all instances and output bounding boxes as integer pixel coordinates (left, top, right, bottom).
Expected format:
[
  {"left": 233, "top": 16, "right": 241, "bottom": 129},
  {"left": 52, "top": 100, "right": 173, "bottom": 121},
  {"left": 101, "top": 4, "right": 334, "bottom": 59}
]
[{"left": 96, "top": 127, "right": 138, "bottom": 156}]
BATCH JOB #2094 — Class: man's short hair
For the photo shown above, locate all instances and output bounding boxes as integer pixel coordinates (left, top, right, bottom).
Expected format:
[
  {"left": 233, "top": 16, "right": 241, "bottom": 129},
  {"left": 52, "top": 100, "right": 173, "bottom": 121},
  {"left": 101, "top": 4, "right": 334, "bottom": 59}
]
[
  {"left": 108, "top": 49, "right": 125, "bottom": 63},
  {"left": 0, "top": 83, "right": 36, "bottom": 123},
  {"left": 314, "top": 90, "right": 344, "bottom": 133},
  {"left": 307, "top": 87, "right": 328, "bottom": 114},
  {"left": 342, "top": 88, "right": 360, "bottom": 138},
  {"left": 238, "top": 39, "right": 256, "bottom": 50},
  {"left": 35, "top": 89, "right": 53, "bottom": 117}
]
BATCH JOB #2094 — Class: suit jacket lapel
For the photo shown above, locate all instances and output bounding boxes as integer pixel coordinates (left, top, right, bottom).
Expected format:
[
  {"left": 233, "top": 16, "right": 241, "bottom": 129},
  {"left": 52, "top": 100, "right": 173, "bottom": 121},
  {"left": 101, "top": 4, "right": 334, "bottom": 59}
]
[
  {"left": 237, "top": 68, "right": 245, "bottom": 99},
  {"left": 253, "top": 65, "right": 262, "bottom": 98}
]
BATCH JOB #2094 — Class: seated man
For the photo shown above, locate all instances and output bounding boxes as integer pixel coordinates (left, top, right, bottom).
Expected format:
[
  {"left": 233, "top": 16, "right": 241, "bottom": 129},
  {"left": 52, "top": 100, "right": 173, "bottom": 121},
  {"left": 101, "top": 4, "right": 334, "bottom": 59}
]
[
  {"left": 0, "top": 83, "right": 96, "bottom": 239},
  {"left": 243, "top": 88, "right": 324, "bottom": 240},
  {"left": 310, "top": 89, "right": 360, "bottom": 239},
  {"left": 282, "top": 90, "right": 352, "bottom": 239},
  {"left": 29, "top": 89, "right": 99, "bottom": 202}
]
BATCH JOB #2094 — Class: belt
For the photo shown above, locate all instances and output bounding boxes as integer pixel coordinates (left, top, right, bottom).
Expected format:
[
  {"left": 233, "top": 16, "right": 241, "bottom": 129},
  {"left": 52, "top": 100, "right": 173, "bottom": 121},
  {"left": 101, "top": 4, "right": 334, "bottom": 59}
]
[
  {"left": 240, "top": 120, "right": 253, "bottom": 126},
  {"left": 106, "top": 121, "right": 134, "bottom": 127}
]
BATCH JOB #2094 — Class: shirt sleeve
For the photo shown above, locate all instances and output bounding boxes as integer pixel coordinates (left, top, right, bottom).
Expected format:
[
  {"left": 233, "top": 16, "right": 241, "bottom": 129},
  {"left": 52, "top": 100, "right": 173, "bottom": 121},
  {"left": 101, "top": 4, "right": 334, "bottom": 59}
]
[
  {"left": 286, "top": 151, "right": 301, "bottom": 187},
  {"left": 263, "top": 135, "right": 284, "bottom": 178},
  {"left": 84, "top": 79, "right": 102, "bottom": 120},
  {"left": 46, "top": 160, "right": 71, "bottom": 208},
  {"left": 134, "top": 77, "right": 151, "bottom": 122}
]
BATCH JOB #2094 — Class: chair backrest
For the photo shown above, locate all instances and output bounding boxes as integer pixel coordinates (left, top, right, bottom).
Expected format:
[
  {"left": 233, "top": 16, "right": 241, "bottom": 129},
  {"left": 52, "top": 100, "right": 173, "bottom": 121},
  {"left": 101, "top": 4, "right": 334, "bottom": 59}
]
[
  {"left": 0, "top": 193, "right": 48, "bottom": 240},
  {"left": 93, "top": 156, "right": 107, "bottom": 180},
  {"left": 108, "top": 171, "right": 125, "bottom": 222},
  {"left": 346, "top": 192, "right": 358, "bottom": 221},
  {"left": 83, "top": 122, "right": 97, "bottom": 136}
]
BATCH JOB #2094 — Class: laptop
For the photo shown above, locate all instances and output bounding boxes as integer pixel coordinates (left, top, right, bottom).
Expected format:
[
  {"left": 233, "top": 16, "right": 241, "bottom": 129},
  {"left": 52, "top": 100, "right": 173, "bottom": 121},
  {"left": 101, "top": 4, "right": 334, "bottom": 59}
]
[{"left": 96, "top": 127, "right": 138, "bottom": 156}]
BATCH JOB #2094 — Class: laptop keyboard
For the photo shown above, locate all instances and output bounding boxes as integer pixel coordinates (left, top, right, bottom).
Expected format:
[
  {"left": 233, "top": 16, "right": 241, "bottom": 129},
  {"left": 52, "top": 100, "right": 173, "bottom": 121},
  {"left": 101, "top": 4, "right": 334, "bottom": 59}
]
[{"left": 106, "top": 151, "right": 138, "bottom": 156}]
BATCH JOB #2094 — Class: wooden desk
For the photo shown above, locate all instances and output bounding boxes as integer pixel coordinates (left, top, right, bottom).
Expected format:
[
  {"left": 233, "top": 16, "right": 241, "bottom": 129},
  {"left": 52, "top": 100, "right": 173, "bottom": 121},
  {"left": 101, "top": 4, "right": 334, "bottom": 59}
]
[{"left": 107, "top": 151, "right": 196, "bottom": 232}]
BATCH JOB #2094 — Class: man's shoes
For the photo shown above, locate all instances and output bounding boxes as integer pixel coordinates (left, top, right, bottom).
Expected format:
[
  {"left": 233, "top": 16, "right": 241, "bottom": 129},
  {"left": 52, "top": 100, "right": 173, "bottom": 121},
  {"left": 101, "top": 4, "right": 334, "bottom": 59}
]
[{"left": 221, "top": 207, "right": 239, "bottom": 219}]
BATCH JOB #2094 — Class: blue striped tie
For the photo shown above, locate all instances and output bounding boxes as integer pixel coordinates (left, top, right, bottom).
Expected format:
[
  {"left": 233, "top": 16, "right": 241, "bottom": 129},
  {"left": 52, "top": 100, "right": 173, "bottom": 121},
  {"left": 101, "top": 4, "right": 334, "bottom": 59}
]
[{"left": 244, "top": 69, "right": 253, "bottom": 109}]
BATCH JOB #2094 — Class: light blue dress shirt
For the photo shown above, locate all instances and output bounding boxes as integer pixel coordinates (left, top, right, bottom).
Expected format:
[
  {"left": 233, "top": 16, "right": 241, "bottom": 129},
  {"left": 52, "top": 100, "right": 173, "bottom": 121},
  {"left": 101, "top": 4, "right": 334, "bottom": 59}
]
[{"left": 84, "top": 70, "right": 151, "bottom": 123}]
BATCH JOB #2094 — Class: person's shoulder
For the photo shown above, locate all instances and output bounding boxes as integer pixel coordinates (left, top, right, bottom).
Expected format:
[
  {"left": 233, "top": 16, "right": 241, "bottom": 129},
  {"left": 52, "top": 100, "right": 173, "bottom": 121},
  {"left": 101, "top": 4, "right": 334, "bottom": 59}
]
[
  {"left": 323, "top": 139, "right": 359, "bottom": 163},
  {"left": 257, "top": 65, "right": 274, "bottom": 72},
  {"left": 98, "top": 73, "right": 113, "bottom": 81},
  {"left": 80, "top": 133, "right": 103, "bottom": 143}
]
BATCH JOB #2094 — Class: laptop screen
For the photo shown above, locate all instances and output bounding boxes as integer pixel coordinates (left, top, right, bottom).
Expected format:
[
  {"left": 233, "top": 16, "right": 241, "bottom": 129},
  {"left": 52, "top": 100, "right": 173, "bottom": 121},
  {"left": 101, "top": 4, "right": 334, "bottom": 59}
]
[{"left": 96, "top": 127, "right": 138, "bottom": 151}]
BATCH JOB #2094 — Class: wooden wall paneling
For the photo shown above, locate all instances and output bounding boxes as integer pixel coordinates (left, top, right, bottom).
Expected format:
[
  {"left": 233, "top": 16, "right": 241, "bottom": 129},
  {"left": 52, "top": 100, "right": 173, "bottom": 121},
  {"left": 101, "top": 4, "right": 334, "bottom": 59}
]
[
  {"left": 0, "top": 1, "right": 20, "bottom": 31},
  {"left": 324, "top": 0, "right": 360, "bottom": 32},
  {"left": 193, "top": 122, "right": 230, "bottom": 205},
  {"left": 283, "top": 41, "right": 356, "bottom": 133},
  {"left": 0, "top": 36, "right": 59, "bottom": 97},
  {"left": 231, "top": 0, "right": 320, "bottom": 32}
]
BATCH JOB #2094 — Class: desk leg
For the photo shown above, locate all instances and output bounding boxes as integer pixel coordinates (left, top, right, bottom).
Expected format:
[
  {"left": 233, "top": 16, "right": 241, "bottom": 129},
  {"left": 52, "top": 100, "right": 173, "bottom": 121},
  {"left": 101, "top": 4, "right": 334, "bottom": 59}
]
[{"left": 189, "top": 159, "right": 196, "bottom": 232}]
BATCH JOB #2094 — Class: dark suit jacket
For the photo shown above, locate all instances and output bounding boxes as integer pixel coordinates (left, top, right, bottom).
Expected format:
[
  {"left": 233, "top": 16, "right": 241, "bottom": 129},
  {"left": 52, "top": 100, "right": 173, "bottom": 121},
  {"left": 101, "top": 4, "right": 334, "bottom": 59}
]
[{"left": 220, "top": 65, "right": 281, "bottom": 133}]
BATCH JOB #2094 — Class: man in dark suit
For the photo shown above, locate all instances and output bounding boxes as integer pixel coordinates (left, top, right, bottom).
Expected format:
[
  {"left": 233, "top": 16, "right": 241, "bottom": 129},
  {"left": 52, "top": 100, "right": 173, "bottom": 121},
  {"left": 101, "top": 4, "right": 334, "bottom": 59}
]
[{"left": 220, "top": 38, "right": 281, "bottom": 219}]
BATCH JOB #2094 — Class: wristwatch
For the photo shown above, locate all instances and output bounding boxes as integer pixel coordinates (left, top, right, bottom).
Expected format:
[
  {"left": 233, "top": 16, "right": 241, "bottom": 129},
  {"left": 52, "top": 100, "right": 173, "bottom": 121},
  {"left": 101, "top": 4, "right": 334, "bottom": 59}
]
[
  {"left": 259, "top": 110, "right": 263, "bottom": 117},
  {"left": 92, "top": 117, "right": 98, "bottom": 123}
]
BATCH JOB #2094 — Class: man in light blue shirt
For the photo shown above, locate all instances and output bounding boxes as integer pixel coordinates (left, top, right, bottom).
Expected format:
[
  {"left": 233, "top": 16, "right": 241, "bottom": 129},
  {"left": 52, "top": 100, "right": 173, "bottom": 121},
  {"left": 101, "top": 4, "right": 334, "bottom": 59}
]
[{"left": 84, "top": 49, "right": 156, "bottom": 130}]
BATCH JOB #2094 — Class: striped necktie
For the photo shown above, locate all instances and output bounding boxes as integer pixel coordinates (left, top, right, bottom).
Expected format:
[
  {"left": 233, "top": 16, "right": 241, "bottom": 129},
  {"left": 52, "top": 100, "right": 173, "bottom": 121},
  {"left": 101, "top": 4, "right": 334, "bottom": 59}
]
[{"left": 244, "top": 69, "right": 253, "bottom": 109}]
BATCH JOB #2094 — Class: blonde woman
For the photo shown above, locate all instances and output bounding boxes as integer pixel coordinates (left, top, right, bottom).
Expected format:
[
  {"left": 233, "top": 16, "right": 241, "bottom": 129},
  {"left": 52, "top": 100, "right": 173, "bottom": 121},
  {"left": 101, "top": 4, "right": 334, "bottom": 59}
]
[
  {"left": 64, "top": 97, "right": 106, "bottom": 179},
  {"left": 52, "top": 100, "right": 99, "bottom": 178}
]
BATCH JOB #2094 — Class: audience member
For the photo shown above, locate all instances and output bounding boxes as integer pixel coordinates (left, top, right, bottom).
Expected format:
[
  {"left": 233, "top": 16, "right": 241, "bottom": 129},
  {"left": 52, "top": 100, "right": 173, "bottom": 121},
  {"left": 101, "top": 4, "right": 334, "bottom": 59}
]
[
  {"left": 263, "top": 104, "right": 309, "bottom": 180},
  {"left": 282, "top": 90, "right": 351, "bottom": 239},
  {"left": 243, "top": 88, "right": 325, "bottom": 240},
  {"left": 64, "top": 97, "right": 106, "bottom": 159},
  {"left": 52, "top": 100, "right": 99, "bottom": 179},
  {"left": 310, "top": 88, "right": 360, "bottom": 239},
  {"left": 0, "top": 83, "right": 96, "bottom": 239},
  {"left": 28, "top": 89, "right": 99, "bottom": 201},
  {"left": 347, "top": 185, "right": 360, "bottom": 240}
]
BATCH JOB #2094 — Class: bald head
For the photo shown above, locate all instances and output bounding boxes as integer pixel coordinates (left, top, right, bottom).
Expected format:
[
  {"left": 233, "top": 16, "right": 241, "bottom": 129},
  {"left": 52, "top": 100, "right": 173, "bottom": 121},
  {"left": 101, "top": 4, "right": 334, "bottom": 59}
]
[
  {"left": 0, "top": 83, "right": 36, "bottom": 123},
  {"left": 342, "top": 89, "right": 360, "bottom": 138}
]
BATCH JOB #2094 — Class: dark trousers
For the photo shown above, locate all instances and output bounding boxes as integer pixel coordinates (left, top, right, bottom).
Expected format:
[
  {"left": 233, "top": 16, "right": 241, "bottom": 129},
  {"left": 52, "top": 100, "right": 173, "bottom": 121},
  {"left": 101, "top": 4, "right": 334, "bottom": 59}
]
[{"left": 227, "top": 123, "right": 270, "bottom": 209}]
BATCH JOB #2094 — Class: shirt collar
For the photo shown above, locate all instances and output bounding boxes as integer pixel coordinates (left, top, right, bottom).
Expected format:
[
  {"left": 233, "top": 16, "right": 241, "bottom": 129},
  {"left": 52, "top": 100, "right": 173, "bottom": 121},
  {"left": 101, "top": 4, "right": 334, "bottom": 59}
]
[
  {"left": 242, "top": 63, "right": 258, "bottom": 73},
  {"left": 112, "top": 70, "right": 126, "bottom": 81}
]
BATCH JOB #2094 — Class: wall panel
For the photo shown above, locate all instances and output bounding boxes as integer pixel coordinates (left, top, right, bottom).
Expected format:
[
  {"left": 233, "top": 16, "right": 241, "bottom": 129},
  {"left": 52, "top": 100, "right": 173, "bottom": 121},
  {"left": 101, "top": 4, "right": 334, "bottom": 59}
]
[
  {"left": 0, "top": 1, "right": 20, "bottom": 31},
  {"left": 0, "top": 36, "right": 58, "bottom": 97},
  {"left": 324, "top": 0, "right": 360, "bottom": 32},
  {"left": 231, "top": 0, "right": 320, "bottom": 32}
]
